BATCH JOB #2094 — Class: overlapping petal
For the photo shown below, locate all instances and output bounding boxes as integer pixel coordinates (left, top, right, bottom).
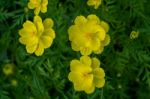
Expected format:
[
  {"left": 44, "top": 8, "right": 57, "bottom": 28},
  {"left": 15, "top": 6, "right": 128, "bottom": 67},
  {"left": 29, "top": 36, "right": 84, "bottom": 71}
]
[{"left": 43, "top": 18, "right": 54, "bottom": 29}]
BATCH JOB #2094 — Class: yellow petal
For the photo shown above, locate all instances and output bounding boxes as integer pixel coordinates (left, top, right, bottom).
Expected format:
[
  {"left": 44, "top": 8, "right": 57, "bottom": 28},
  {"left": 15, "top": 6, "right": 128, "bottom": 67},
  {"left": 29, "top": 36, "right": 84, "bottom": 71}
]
[
  {"left": 87, "top": 14, "right": 100, "bottom": 24},
  {"left": 19, "top": 36, "right": 38, "bottom": 46},
  {"left": 19, "top": 29, "right": 33, "bottom": 37},
  {"left": 94, "top": 1, "right": 101, "bottom": 9},
  {"left": 19, "top": 37, "right": 28, "bottom": 45},
  {"left": 70, "top": 60, "right": 82, "bottom": 71},
  {"left": 43, "top": 29, "right": 55, "bottom": 39},
  {"left": 91, "top": 38, "right": 101, "bottom": 51},
  {"left": 33, "top": 16, "right": 44, "bottom": 35},
  {"left": 72, "top": 73, "right": 93, "bottom": 91},
  {"left": 34, "top": 15, "right": 42, "bottom": 23},
  {"left": 42, "top": 0, "right": 48, "bottom": 6},
  {"left": 94, "top": 44, "right": 104, "bottom": 54},
  {"left": 36, "top": 21, "right": 44, "bottom": 35},
  {"left": 97, "top": 26, "right": 106, "bottom": 41},
  {"left": 26, "top": 44, "right": 38, "bottom": 54},
  {"left": 34, "top": 6, "right": 41, "bottom": 15},
  {"left": 93, "top": 68, "right": 105, "bottom": 78},
  {"left": 74, "top": 34, "right": 88, "bottom": 47},
  {"left": 102, "top": 34, "right": 110, "bottom": 46},
  {"left": 68, "top": 25, "right": 81, "bottom": 41},
  {"left": 68, "top": 25, "right": 85, "bottom": 45},
  {"left": 93, "top": 68, "right": 105, "bottom": 88},
  {"left": 19, "top": 37, "right": 32, "bottom": 45},
  {"left": 94, "top": 78, "right": 105, "bottom": 88},
  {"left": 74, "top": 83, "right": 83, "bottom": 91},
  {"left": 85, "top": 84, "right": 95, "bottom": 94},
  {"left": 70, "top": 59, "right": 92, "bottom": 74},
  {"left": 41, "top": 6, "right": 47, "bottom": 13},
  {"left": 43, "top": 18, "right": 54, "bottom": 29},
  {"left": 28, "top": 2, "right": 35, "bottom": 9},
  {"left": 80, "top": 56, "right": 91, "bottom": 67},
  {"left": 74, "top": 16, "right": 87, "bottom": 26},
  {"left": 100, "top": 21, "right": 109, "bottom": 33},
  {"left": 69, "top": 72, "right": 94, "bottom": 92},
  {"left": 35, "top": 42, "right": 44, "bottom": 56},
  {"left": 87, "top": 0, "right": 95, "bottom": 6},
  {"left": 40, "top": 36, "right": 53, "bottom": 48},
  {"left": 23, "top": 21, "right": 36, "bottom": 32},
  {"left": 71, "top": 42, "right": 80, "bottom": 51},
  {"left": 91, "top": 58, "right": 100, "bottom": 69},
  {"left": 81, "top": 74, "right": 93, "bottom": 90},
  {"left": 80, "top": 47, "right": 92, "bottom": 55},
  {"left": 68, "top": 72, "right": 83, "bottom": 84}
]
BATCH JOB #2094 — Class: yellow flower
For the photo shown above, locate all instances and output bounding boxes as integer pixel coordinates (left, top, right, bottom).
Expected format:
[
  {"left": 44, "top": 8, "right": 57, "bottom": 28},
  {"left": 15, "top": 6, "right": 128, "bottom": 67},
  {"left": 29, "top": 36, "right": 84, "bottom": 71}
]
[
  {"left": 87, "top": 0, "right": 102, "bottom": 9},
  {"left": 28, "top": 0, "right": 48, "bottom": 15},
  {"left": 19, "top": 16, "right": 55, "bottom": 56},
  {"left": 3, "top": 63, "right": 15, "bottom": 76},
  {"left": 11, "top": 79, "right": 18, "bottom": 87},
  {"left": 130, "top": 31, "right": 139, "bottom": 39},
  {"left": 68, "top": 56, "right": 105, "bottom": 94},
  {"left": 68, "top": 14, "right": 110, "bottom": 55}
]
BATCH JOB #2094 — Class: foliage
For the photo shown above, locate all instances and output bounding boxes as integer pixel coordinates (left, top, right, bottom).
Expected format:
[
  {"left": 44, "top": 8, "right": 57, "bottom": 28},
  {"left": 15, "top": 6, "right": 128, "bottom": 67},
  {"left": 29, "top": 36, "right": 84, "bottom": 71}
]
[{"left": 0, "top": 0, "right": 150, "bottom": 99}]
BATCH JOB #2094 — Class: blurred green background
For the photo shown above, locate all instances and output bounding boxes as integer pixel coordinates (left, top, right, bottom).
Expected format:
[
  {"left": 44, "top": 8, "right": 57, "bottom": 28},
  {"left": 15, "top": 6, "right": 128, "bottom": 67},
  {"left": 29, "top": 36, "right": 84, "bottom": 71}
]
[{"left": 0, "top": 0, "right": 150, "bottom": 99}]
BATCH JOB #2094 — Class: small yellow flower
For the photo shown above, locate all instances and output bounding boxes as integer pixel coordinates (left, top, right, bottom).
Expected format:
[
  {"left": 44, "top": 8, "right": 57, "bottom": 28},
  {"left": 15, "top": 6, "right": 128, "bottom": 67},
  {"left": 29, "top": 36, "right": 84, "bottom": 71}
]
[
  {"left": 68, "top": 56, "right": 105, "bottom": 94},
  {"left": 3, "top": 63, "right": 15, "bottom": 76},
  {"left": 19, "top": 16, "right": 55, "bottom": 56},
  {"left": 68, "top": 14, "right": 110, "bottom": 55},
  {"left": 28, "top": 0, "right": 48, "bottom": 15},
  {"left": 11, "top": 79, "right": 18, "bottom": 87},
  {"left": 130, "top": 31, "right": 139, "bottom": 39},
  {"left": 87, "top": 0, "right": 102, "bottom": 9}
]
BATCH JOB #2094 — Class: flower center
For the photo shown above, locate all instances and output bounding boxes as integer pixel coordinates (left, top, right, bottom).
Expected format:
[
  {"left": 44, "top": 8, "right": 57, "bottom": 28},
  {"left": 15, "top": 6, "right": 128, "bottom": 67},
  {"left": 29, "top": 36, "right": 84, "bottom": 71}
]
[
  {"left": 85, "top": 32, "right": 98, "bottom": 41},
  {"left": 33, "top": 0, "right": 42, "bottom": 7},
  {"left": 93, "top": 0, "right": 98, "bottom": 3},
  {"left": 85, "top": 33, "right": 93, "bottom": 40},
  {"left": 31, "top": 31, "right": 36, "bottom": 37},
  {"left": 83, "top": 72, "right": 92, "bottom": 77}
]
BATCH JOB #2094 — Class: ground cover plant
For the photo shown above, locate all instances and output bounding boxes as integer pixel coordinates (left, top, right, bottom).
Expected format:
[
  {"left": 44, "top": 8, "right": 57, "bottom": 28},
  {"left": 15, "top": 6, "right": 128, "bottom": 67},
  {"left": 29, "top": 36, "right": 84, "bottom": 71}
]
[{"left": 0, "top": 0, "right": 150, "bottom": 99}]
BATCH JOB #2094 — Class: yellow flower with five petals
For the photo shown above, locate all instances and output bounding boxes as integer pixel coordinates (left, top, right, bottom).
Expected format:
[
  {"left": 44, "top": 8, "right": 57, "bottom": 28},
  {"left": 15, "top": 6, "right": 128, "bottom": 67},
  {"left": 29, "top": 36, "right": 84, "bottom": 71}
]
[
  {"left": 19, "top": 16, "right": 55, "bottom": 56},
  {"left": 68, "top": 56, "right": 105, "bottom": 94},
  {"left": 28, "top": 0, "right": 48, "bottom": 15},
  {"left": 68, "top": 14, "right": 110, "bottom": 55}
]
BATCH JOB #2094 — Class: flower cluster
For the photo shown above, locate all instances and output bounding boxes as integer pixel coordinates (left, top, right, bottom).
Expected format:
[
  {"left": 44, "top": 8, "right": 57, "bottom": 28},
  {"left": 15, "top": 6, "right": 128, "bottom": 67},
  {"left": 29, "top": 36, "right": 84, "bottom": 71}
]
[
  {"left": 87, "top": 0, "right": 102, "bottom": 9},
  {"left": 19, "top": 0, "right": 55, "bottom": 56},
  {"left": 68, "top": 14, "right": 110, "bottom": 94},
  {"left": 68, "top": 56, "right": 105, "bottom": 94},
  {"left": 68, "top": 14, "right": 110, "bottom": 55},
  {"left": 17, "top": 0, "right": 110, "bottom": 94}
]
